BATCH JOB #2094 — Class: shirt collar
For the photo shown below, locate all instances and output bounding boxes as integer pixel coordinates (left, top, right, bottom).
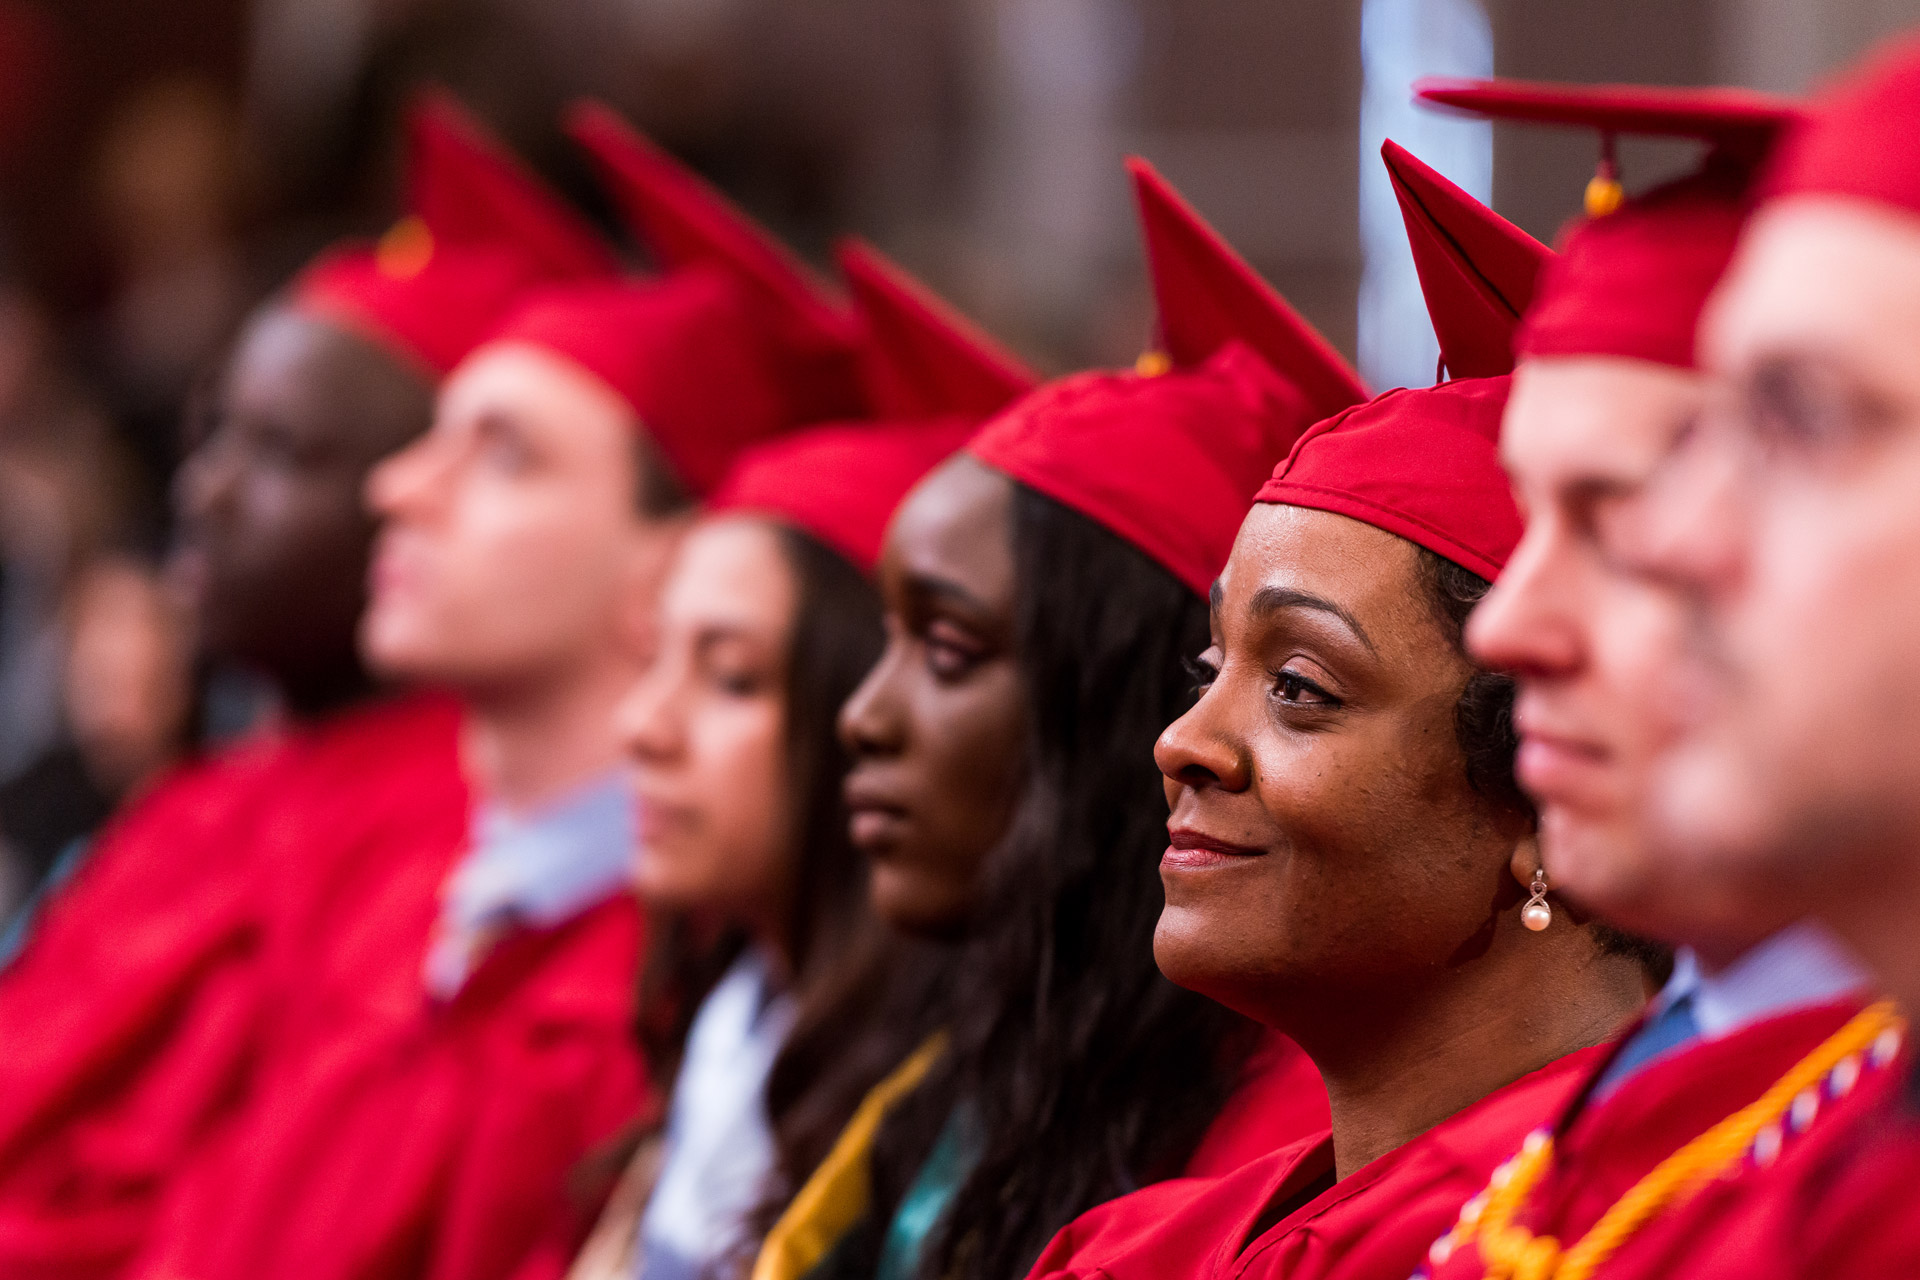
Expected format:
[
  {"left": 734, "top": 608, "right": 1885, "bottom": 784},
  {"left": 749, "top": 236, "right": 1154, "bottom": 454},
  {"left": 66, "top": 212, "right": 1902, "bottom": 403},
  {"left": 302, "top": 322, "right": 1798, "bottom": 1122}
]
[
  {"left": 1658, "top": 920, "right": 1871, "bottom": 1042},
  {"left": 424, "top": 768, "right": 635, "bottom": 998}
]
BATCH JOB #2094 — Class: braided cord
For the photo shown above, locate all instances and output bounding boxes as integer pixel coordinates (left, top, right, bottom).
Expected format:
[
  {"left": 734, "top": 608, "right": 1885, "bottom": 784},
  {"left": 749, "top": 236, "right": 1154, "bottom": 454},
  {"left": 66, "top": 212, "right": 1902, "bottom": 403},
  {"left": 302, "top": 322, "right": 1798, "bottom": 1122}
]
[{"left": 1468, "top": 1002, "right": 1902, "bottom": 1280}]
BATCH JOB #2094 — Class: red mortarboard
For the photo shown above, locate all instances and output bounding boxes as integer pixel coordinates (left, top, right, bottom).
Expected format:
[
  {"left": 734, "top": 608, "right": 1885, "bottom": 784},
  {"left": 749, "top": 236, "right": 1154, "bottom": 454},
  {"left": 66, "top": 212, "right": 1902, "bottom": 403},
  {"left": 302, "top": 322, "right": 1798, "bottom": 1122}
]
[
  {"left": 1257, "top": 138, "right": 1521, "bottom": 581},
  {"left": 1382, "top": 139, "right": 1552, "bottom": 379},
  {"left": 1763, "top": 32, "right": 1920, "bottom": 215},
  {"left": 1418, "top": 76, "right": 1794, "bottom": 146},
  {"left": 1256, "top": 378, "right": 1517, "bottom": 581},
  {"left": 294, "top": 91, "right": 615, "bottom": 375},
  {"left": 967, "top": 159, "right": 1367, "bottom": 598},
  {"left": 481, "top": 104, "right": 865, "bottom": 498},
  {"left": 1415, "top": 77, "right": 1802, "bottom": 369},
  {"left": 1132, "top": 159, "right": 1368, "bottom": 424},
  {"left": 837, "top": 239, "right": 1037, "bottom": 420},
  {"left": 567, "top": 101, "right": 862, "bottom": 429},
  {"left": 710, "top": 418, "right": 977, "bottom": 575},
  {"left": 711, "top": 244, "right": 1034, "bottom": 572}
]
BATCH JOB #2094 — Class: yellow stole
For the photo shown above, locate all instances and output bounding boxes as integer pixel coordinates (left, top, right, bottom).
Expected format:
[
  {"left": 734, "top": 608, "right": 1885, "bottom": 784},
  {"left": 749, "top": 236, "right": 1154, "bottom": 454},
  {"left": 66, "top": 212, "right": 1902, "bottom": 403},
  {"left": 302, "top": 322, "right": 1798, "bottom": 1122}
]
[{"left": 752, "top": 1035, "right": 947, "bottom": 1280}]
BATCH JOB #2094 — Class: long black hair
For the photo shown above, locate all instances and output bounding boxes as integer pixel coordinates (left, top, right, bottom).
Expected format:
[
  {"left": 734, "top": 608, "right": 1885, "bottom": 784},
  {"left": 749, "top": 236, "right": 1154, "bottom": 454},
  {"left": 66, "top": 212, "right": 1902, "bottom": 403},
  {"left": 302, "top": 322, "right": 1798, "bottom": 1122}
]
[{"left": 858, "top": 484, "right": 1262, "bottom": 1280}]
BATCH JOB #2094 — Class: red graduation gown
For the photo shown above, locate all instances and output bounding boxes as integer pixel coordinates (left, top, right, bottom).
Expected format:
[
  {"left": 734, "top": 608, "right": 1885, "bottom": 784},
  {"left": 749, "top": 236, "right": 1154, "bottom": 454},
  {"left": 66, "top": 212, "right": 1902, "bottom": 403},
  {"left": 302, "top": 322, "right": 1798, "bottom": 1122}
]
[
  {"left": 0, "top": 691, "right": 466, "bottom": 1280},
  {"left": 1026, "top": 1046, "right": 1602, "bottom": 1280},
  {"left": 1425, "top": 998, "right": 1883, "bottom": 1280},
  {"left": 126, "top": 757, "right": 648, "bottom": 1280},
  {"left": 1184, "top": 1031, "right": 1330, "bottom": 1179},
  {"left": 1745, "top": 1036, "right": 1920, "bottom": 1278}
]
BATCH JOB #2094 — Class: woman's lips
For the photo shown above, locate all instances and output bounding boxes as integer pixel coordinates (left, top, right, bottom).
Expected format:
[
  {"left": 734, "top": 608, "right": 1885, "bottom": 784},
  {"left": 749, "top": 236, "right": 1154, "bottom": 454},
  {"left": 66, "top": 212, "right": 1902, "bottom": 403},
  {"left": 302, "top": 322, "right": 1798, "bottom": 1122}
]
[
  {"left": 1162, "top": 828, "right": 1267, "bottom": 870},
  {"left": 634, "top": 797, "right": 696, "bottom": 845},
  {"left": 849, "top": 806, "right": 907, "bottom": 851},
  {"left": 844, "top": 776, "right": 909, "bottom": 853}
]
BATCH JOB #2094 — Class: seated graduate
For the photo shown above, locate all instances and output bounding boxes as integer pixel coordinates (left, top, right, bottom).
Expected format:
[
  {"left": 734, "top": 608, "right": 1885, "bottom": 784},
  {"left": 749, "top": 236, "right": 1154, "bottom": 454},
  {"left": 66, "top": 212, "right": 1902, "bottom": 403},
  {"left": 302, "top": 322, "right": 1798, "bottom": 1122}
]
[
  {"left": 0, "top": 90, "right": 602, "bottom": 1279},
  {"left": 125, "top": 104, "right": 864, "bottom": 1280},
  {"left": 754, "top": 160, "right": 1363, "bottom": 1280},
  {"left": 544, "top": 242, "right": 1036, "bottom": 1280},
  {"left": 1610, "top": 36, "right": 1920, "bottom": 1277},
  {"left": 1021, "top": 142, "right": 1659, "bottom": 1280},
  {"left": 1394, "top": 81, "right": 1898, "bottom": 1280}
]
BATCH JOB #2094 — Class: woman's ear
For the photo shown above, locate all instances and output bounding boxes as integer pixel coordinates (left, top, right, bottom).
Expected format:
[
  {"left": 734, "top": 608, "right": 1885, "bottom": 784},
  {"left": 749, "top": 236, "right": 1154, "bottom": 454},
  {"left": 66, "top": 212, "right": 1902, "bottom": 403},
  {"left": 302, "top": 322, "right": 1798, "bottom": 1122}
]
[{"left": 1508, "top": 831, "right": 1542, "bottom": 893}]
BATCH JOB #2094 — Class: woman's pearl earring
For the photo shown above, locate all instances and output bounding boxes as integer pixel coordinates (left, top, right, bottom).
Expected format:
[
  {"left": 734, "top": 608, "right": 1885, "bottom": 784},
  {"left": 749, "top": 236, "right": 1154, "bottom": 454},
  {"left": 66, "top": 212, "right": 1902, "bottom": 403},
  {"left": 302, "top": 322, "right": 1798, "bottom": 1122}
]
[{"left": 1522, "top": 868, "right": 1552, "bottom": 932}]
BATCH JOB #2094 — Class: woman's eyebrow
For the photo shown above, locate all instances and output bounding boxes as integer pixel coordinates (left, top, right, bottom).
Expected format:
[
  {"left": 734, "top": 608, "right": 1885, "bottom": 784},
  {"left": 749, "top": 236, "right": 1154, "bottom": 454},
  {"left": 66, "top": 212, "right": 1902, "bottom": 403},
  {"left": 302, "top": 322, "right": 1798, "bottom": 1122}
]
[
  {"left": 1248, "top": 585, "right": 1376, "bottom": 654},
  {"left": 691, "top": 622, "right": 769, "bottom": 654},
  {"left": 903, "top": 570, "right": 993, "bottom": 617}
]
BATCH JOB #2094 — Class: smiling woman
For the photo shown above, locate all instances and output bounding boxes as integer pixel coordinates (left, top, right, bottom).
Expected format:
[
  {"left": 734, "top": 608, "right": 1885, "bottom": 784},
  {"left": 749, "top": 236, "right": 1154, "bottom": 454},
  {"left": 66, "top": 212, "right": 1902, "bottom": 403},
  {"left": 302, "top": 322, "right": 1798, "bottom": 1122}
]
[{"left": 1026, "top": 360, "right": 1655, "bottom": 1280}]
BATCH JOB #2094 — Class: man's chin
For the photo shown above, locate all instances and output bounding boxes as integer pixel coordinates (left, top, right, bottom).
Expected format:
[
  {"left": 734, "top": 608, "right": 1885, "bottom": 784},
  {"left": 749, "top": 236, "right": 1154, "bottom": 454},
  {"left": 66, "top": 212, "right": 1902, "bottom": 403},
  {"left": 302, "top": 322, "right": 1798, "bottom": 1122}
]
[
  {"left": 1540, "top": 814, "right": 1664, "bottom": 923},
  {"left": 1642, "top": 735, "right": 1774, "bottom": 873}
]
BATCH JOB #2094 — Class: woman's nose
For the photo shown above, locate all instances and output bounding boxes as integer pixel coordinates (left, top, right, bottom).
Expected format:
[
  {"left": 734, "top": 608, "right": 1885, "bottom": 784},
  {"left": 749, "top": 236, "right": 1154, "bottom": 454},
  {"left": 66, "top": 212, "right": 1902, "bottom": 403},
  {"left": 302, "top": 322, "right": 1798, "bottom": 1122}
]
[
  {"left": 615, "top": 665, "right": 684, "bottom": 766},
  {"left": 838, "top": 638, "right": 905, "bottom": 758},
  {"left": 1155, "top": 682, "right": 1249, "bottom": 794}
]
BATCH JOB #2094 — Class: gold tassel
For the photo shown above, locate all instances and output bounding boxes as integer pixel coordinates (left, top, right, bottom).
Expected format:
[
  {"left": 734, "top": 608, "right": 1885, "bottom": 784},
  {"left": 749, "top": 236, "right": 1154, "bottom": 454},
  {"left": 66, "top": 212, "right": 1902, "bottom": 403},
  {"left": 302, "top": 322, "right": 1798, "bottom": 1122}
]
[{"left": 377, "top": 215, "right": 436, "bottom": 279}]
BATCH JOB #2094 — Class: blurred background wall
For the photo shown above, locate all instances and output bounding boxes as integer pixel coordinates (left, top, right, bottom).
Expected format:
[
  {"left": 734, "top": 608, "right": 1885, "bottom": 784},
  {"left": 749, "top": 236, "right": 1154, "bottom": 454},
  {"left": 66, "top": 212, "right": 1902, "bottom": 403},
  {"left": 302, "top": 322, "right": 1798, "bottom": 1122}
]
[{"left": 0, "top": 0, "right": 1917, "bottom": 921}]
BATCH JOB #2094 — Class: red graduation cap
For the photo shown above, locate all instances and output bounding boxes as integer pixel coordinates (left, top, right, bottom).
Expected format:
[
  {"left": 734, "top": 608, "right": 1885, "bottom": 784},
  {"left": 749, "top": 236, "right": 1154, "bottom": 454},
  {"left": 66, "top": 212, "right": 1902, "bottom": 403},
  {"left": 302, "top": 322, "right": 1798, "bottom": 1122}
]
[
  {"left": 1763, "top": 31, "right": 1920, "bottom": 218},
  {"left": 837, "top": 239, "right": 1037, "bottom": 421},
  {"left": 1256, "top": 378, "right": 1518, "bottom": 582},
  {"left": 294, "top": 90, "right": 616, "bottom": 375},
  {"left": 482, "top": 104, "right": 865, "bottom": 498},
  {"left": 567, "top": 100, "right": 861, "bottom": 429},
  {"left": 711, "top": 245, "right": 1035, "bottom": 573},
  {"left": 1256, "top": 140, "right": 1523, "bottom": 582},
  {"left": 710, "top": 418, "right": 977, "bottom": 575},
  {"left": 1133, "top": 159, "right": 1368, "bottom": 423},
  {"left": 1415, "top": 77, "right": 1803, "bottom": 370},
  {"left": 1382, "top": 139, "right": 1552, "bottom": 379},
  {"left": 966, "top": 158, "right": 1367, "bottom": 598}
]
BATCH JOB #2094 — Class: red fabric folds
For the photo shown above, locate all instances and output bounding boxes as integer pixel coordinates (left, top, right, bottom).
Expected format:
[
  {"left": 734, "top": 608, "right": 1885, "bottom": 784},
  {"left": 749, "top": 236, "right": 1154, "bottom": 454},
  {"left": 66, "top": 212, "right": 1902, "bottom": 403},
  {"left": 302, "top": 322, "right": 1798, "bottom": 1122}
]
[
  {"left": 1763, "top": 31, "right": 1920, "bottom": 215},
  {"left": 712, "top": 241, "right": 1035, "bottom": 573},
  {"left": 1430, "top": 1000, "right": 1895, "bottom": 1280},
  {"left": 1024, "top": 1046, "right": 1602, "bottom": 1280},
  {"left": 1257, "top": 376, "right": 1519, "bottom": 582},
  {"left": 0, "top": 693, "right": 470, "bottom": 1280},
  {"left": 1408, "top": 77, "right": 1800, "bottom": 371},
  {"left": 295, "top": 92, "right": 614, "bottom": 375},
  {"left": 1181, "top": 1033, "right": 1330, "bottom": 1181},
  {"left": 479, "top": 105, "right": 866, "bottom": 497},
  {"left": 969, "top": 159, "right": 1366, "bottom": 599},
  {"left": 122, "top": 696, "right": 648, "bottom": 1280},
  {"left": 1380, "top": 140, "right": 1551, "bottom": 379}
]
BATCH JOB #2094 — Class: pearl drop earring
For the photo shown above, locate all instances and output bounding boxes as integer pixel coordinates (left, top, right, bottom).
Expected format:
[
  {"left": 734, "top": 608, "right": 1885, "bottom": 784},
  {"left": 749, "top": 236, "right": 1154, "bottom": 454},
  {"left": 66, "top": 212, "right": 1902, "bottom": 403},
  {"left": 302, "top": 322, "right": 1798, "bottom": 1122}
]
[{"left": 1522, "top": 868, "right": 1552, "bottom": 932}]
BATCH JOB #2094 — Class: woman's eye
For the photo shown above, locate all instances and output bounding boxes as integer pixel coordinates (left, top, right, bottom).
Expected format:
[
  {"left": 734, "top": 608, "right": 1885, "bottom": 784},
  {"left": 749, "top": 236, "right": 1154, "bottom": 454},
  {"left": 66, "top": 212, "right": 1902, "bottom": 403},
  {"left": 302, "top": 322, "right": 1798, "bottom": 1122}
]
[
  {"left": 922, "top": 620, "right": 986, "bottom": 681},
  {"left": 1273, "top": 669, "right": 1338, "bottom": 707},
  {"left": 1182, "top": 654, "right": 1217, "bottom": 695},
  {"left": 711, "top": 666, "right": 771, "bottom": 697}
]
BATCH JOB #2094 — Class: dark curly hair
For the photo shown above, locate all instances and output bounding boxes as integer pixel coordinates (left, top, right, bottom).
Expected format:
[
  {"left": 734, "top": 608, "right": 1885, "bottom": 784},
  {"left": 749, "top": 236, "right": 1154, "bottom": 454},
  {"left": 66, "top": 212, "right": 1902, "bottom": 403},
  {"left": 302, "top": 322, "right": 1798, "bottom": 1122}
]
[
  {"left": 1415, "top": 547, "right": 1669, "bottom": 974},
  {"left": 1415, "top": 547, "right": 1531, "bottom": 820}
]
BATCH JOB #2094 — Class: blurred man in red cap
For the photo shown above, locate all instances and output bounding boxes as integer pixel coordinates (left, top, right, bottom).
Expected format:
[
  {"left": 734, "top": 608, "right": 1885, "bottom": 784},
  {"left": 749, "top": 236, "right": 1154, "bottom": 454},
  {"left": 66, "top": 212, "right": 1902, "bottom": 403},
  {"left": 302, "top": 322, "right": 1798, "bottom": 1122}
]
[
  {"left": 1615, "top": 33, "right": 1920, "bottom": 1277},
  {"left": 125, "top": 103, "right": 864, "bottom": 1280},
  {"left": 1375, "top": 80, "right": 1901, "bottom": 1280},
  {"left": 0, "top": 91, "right": 609, "bottom": 1280}
]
